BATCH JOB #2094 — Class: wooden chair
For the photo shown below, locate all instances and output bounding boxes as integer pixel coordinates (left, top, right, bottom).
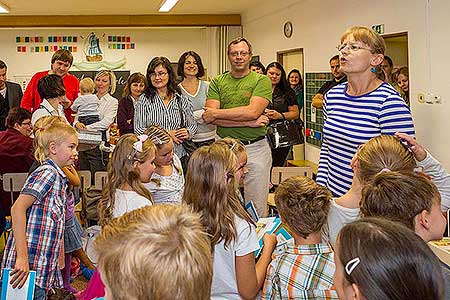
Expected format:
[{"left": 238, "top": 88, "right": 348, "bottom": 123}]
[
  {"left": 2, "top": 172, "right": 28, "bottom": 242},
  {"left": 267, "top": 167, "right": 313, "bottom": 211},
  {"left": 94, "top": 171, "right": 108, "bottom": 191},
  {"left": 78, "top": 170, "right": 92, "bottom": 190},
  {"left": 2, "top": 173, "right": 28, "bottom": 206}
]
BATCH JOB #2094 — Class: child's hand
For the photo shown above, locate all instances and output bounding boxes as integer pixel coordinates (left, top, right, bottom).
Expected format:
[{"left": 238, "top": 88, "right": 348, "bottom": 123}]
[
  {"left": 262, "top": 233, "right": 277, "bottom": 252},
  {"left": 10, "top": 255, "right": 30, "bottom": 289},
  {"left": 394, "top": 132, "right": 427, "bottom": 161}
]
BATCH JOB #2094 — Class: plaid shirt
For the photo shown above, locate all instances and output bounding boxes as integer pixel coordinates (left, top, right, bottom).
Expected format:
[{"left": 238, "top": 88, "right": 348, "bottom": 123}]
[
  {"left": 262, "top": 243, "right": 338, "bottom": 300},
  {"left": 2, "top": 158, "right": 67, "bottom": 289}
]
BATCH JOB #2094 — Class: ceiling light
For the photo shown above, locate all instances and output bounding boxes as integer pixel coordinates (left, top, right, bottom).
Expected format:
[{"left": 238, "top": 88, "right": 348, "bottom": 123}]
[
  {"left": 0, "top": 2, "right": 10, "bottom": 13},
  {"left": 158, "top": 0, "right": 179, "bottom": 12}
]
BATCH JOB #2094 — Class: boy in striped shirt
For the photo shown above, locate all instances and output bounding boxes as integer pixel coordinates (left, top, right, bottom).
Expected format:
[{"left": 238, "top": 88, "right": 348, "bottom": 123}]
[{"left": 262, "top": 176, "right": 338, "bottom": 300}]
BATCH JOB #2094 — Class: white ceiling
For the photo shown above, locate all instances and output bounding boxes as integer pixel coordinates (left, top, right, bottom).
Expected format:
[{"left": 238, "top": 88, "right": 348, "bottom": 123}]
[{"left": 1, "top": 0, "right": 262, "bottom": 15}]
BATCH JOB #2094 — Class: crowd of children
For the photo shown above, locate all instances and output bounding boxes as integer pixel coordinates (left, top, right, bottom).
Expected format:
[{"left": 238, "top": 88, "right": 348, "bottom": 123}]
[{"left": 3, "top": 117, "right": 450, "bottom": 300}]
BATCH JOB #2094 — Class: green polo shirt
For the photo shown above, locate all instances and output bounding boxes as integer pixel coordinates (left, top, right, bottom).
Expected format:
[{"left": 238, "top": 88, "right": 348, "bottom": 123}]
[{"left": 207, "top": 71, "right": 272, "bottom": 141}]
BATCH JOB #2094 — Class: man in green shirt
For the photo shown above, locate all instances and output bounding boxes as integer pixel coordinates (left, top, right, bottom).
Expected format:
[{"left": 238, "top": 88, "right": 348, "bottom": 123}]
[{"left": 204, "top": 37, "right": 272, "bottom": 217}]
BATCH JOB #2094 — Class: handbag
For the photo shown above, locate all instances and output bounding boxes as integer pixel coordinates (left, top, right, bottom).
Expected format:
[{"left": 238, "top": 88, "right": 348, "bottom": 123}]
[
  {"left": 266, "top": 119, "right": 304, "bottom": 149},
  {"left": 176, "top": 96, "right": 198, "bottom": 155}
]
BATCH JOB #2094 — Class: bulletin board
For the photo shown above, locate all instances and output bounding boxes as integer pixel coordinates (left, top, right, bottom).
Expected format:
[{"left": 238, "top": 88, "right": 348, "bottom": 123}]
[{"left": 304, "top": 72, "right": 333, "bottom": 148}]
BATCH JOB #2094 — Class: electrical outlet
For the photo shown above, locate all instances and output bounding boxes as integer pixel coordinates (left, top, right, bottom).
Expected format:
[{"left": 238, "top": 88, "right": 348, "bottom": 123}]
[{"left": 418, "top": 93, "right": 425, "bottom": 103}]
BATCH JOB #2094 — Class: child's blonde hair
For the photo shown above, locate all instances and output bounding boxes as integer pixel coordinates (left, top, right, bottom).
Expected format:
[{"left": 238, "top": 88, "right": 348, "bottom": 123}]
[
  {"left": 183, "top": 143, "right": 253, "bottom": 247},
  {"left": 144, "top": 124, "right": 182, "bottom": 175},
  {"left": 356, "top": 135, "right": 416, "bottom": 184},
  {"left": 214, "top": 137, "right": 246, "bottom": 158},
  {"left": 79, "top": 77, "right": 95, "bottom": 95},
  {"left": 275, "top": 176, "right": 332, "bottom": 239},
  {"left": 98, "top": 133, "right": 157, "bottom": 226},
  {"left": 95, "top": 205, "right": 213, "bottom": 300},
  {"left": 33, "top": 116, "right": 76, "bottom": 163}
]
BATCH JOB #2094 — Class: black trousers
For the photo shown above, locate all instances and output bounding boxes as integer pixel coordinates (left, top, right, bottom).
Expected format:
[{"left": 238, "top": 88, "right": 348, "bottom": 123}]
[
  {"left": 271, "top": 146, "right": 291, "bottom": 167},
  {"left": 79, "top": 146, "right": 109, "bottom": 181}
]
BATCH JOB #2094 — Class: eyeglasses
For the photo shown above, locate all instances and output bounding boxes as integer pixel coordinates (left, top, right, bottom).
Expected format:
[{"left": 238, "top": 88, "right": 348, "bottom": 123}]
[
  {"left": 229, "top": 51, "right": 250, "bottom": 57},
  {"left": 150, "top": 72, "right": 168, "bottom": 79},
  {"left": 337, "top": 43, "right": 372, "bottom": 52},
  {"left": 21, "top": 121, "right": 32, "bottom": 126}
]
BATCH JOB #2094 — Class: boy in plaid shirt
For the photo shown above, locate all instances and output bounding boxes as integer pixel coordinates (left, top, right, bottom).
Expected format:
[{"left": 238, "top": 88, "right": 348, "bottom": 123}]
[
  {"left": 262, "top": 176, "right": 338, "bottom": 300},
  {"left": 2, "top": 119, "right": 78, "bottom": 300}
]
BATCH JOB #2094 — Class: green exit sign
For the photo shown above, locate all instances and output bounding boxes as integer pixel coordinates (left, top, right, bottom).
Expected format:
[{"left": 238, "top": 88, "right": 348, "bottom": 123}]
[{"left": 372, "top": 24, "right": 385, "bottom": 34}]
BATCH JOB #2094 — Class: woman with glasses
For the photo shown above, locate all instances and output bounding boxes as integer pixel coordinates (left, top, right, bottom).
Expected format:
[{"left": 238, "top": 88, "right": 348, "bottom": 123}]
[
  {"left": 134, "top": 56, "right": 197, "bottom": 170},
  {"left": 316, "top": 26, "right": 415, "bottom": 197},
  {"left": 0, "top": 108, "right": 34, "bottom": 215},
  {"left": 75, "top": 70, "right": 119, "bottom": 175},
  {"left": 264, "top": 62, "right": 299, "bottom": 166},
  {"left": 177, "top": 51, "right": 215, "bottom": 147}
]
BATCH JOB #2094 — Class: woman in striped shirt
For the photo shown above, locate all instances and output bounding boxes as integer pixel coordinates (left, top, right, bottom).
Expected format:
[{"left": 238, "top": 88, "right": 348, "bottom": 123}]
[
  {"left": 316, "top": 26, "right": 415, "bottom": 196},
  {"left": 134, "top": 56, "right": 197, "bottom": 167}
]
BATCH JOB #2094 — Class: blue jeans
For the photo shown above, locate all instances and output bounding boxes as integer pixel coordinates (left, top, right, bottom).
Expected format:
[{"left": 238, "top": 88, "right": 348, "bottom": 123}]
[{"left": 34, "top": 285, "right": 46, "bottom": 300}]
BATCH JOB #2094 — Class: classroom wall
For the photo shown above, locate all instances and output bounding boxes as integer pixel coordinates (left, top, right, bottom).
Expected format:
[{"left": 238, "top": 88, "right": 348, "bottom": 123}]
[
  {"left": 0, "top": 27, "right": 219, "bottom": 85},
  {"left": 242, "top": 0, "right": 450, "bottom": 170}
]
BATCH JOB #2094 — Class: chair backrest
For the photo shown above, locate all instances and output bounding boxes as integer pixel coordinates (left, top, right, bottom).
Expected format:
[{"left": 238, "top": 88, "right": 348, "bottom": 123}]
[
  {"left": 271, "top": 167, "right": 313, "bottom": 185},
  {"left": 94, "top": 171, "right": 108, "bottom": 190},
  {"left": 2, "top": 173, "right": 28, "bottom": 205},
  {"left": 78, "top": 170, "right": 92, "bottom": 190}
]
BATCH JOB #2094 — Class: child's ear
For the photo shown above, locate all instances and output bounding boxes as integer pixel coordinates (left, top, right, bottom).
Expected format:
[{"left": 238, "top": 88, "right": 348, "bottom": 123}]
[
  {"left": 132, "top": 161, "right": 139, "bottom": 169},
  {"left": 49, "top": 141, "right": 57, "bottom": 155},
  {"left": 351, "top": 283, "right": 363, "bottom": 300},
  {"left": 417, "top": 209, "right": 431, "bottom": 230},
  {"left": 350, "top": 156, "right": 359, "bottom": 172}
]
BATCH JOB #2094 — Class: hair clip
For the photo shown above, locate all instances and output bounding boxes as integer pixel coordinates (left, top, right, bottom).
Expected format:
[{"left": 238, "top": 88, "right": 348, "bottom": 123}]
[
  {"left": 380, "top": 168, "right": 391, "bottom": 173},
  {"left": 345, "top": 257, "right": 360, "bottom": 275},
  {"left": 153, "top": 135, "right": 163, "bottom": 145},
  {"left": 133, "top": 134, "right": 148, "bottom": 152}
]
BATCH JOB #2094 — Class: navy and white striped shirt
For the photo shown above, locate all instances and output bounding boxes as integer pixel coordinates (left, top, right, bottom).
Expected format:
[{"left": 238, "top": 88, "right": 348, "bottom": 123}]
[
  {"left": 316, "top": 82, "right": 415, "bottom": 196},
  {"left": 134, "top": 92, "right": 197, "bottom": 158}
]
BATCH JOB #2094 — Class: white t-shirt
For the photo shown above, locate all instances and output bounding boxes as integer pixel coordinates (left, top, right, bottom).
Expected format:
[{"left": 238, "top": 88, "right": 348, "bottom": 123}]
[
  {"left": 113, "top": 189, "right": 152, "bottom": 218},
  {"left": 323, "top": 198, "right": 360, "bottom": 247},
  {"left": 211, "top": 216, "right": 259, "bottom": 300},
  {"left": 144, "top": 154, "right": 184, "bottom": 205}
]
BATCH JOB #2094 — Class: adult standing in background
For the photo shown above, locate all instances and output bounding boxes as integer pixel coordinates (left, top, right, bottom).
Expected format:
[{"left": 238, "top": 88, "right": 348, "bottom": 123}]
[
  {"left": 21, "top": 49, "right": 79, "bottom": 123},
  {"left": 75, "top": 70, "right": 118, "bottom": 175},
  {"left": 316, "top": 26, "right": 415, "bottom": 197},
  {"left": 117, "top": 72, "right": 147, "bottom": 135},
  {"left": 312, "top": 55, "right": 347, "bottom": 108},
  {"left": 265, "top": 62, "right": 299, "bottom": 166},
  {"left": 287, "top": 69, "right": 304, "bottom": 116},
  {"left": 178, "top": 51, "right": 215, "bottom": 147},
  {"left": 249, "top": 61, "right": 266, "bottom": 74},
  {"left": 0, "top": 108, "right": 34, "bottom": 215},
  {"left": 31, "top": 74, "right": 67, "bottom": 125},
  {"left": 203, "top": 37, "right": 272, "bottom": 217},
  {"left": 134, "top": 56, "right": 197, "bottom": 168},
  {"left": 0, "top": 60, "right": 23, "bottom": 130}
]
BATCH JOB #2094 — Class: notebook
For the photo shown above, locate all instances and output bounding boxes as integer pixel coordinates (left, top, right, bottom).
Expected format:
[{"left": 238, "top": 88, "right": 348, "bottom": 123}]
[{"left": 1, "top": 268, "right": 36, "bottom": 300}]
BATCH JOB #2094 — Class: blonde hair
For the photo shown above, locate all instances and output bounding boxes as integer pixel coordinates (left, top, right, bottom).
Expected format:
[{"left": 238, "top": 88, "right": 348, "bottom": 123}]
[
  {"left": 98, "top": 133, "right": 157, "bottom": 226},
  {"left": 341, "top": 26, "right": 386, "bottom": 79},
  {"left": 275, "top": 176, "right": 332, "bottom": 238},
  {"left": 183, "top": 143, "right": 253, "bottom": 248},
  {"left": 144, "top": 125, "right": 181, "bottom": 175},
  {"left": 95, "top": 70, "right": 116, "bottom": 95},
  {"left": 214, "top": 137, "right": 246, "bottom": 158},
  {"left": 95, "top": 205, "right": 213, "bottom": 300},
  {"left": 33, "top": 116, "right": 76, "bottom": 163},
  {"left": 79, "top": 77, "right": 95, "bottom": 94},
  {"left": 356, "top": 135, "right": 416, "bottom": 184}
]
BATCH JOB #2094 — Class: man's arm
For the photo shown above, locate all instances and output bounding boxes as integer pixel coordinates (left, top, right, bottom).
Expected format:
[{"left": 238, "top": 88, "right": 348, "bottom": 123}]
[
  {"left": 204, "top": 97, "right": 269, "bottom": 123},
  {"left": 311, "top": 93, "right": 324, "bottom": 108}
]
